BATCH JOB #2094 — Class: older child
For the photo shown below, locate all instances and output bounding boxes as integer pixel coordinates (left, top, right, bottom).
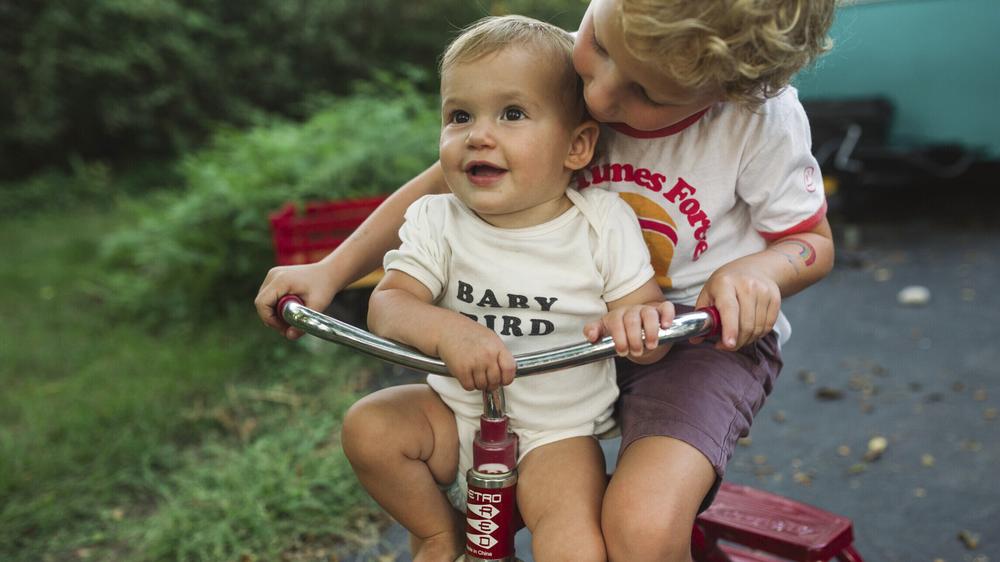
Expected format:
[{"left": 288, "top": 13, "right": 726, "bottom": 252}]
[
  {"left": 255, "top": 1, "right": 837, "bottom": 560},
  {"left": 338, "top": 16, "right": 670, "bottom": 562}
]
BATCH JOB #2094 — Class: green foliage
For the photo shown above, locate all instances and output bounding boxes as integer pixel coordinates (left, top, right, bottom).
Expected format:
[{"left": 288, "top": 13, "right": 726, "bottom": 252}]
[
  {"left": 0, "top": 158, "right": 181, "bottom": 218},
  {"left": 1, "top": 0, "right": 589, "bottom": 178},
  {"left": 100, "top": 79, "right": 440, "bottom": 323},
  {"left": 125, "top": 407, "right": 374, "bottom": 561},
  {"left": 0, "top": 0, "right": 484, "bottom": 178},
  {"left": 0, "top": 206, "right": 378, "bottom": 561}
]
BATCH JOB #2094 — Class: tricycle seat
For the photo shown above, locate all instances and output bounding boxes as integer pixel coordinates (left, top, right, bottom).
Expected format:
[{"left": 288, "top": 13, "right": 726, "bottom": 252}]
[{"left": 694, "top": 483, "right": 863, "bottom": 562}]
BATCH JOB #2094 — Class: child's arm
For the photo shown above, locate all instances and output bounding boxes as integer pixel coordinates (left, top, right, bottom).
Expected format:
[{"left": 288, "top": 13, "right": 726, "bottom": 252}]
[
  {"left": 367, "top": 269, "right": 516, "bottom": 391},
  {"left": 583, "top": 278, "right": 675, "bottom": 365},
  {"left": 693, "top": 216, "right": 834, "bottom": 351},
  {"left": 255, "top": 163, "right": 448, "bottom": 339}
]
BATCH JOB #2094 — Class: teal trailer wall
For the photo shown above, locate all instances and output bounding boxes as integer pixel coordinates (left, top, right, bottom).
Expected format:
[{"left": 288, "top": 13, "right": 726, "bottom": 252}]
[{"left": 794, "top": 0, "right": 1000, "bottom": 158}]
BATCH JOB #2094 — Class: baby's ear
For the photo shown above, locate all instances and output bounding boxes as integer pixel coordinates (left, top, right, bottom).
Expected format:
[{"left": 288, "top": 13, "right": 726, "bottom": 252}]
[{"left": 565, "top": 119, "right": 600, "bottom": 171}]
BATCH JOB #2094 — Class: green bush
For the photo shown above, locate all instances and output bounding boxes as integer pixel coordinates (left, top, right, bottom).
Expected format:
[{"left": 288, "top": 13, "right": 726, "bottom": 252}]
[
  {"left": 0, "top": 0, "right": 483, "bottom": 178},
  {"left": 101, "top": 77, "right": 439, "bottom": 323},
  {"left": 1, "top": 0, "right": 588, "bottom": 179}
]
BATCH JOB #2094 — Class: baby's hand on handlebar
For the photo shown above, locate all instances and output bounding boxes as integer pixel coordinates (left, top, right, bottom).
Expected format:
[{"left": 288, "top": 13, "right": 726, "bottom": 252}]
[
  {"left": 584, "top": 301, "right": 675, "bottom": 360},
  {"left": 255, "top": 263, "right": 338, "bottom": 340},
  {"left": 438, "top": 319, "right": 516, "bottom": 391}
]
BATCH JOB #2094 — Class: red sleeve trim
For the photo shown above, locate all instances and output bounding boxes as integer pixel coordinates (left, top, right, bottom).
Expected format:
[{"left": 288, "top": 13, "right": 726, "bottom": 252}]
[{"left": 758, "top": 201, "right": 828, "bottom": 242}]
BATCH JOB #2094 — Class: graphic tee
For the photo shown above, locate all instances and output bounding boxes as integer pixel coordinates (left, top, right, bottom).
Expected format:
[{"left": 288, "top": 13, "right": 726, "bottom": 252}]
[
  {"left": 576, "top": 88, "right": 827, "bottom": 343},
  {"left": 384, "top": 187, "right": 654, "bottom": 435}
]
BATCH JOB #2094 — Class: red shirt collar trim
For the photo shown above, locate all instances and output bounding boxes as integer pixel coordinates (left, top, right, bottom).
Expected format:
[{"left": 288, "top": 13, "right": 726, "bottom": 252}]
[{"left": 609, "top": 107, "right": 711, "bottom": 139}]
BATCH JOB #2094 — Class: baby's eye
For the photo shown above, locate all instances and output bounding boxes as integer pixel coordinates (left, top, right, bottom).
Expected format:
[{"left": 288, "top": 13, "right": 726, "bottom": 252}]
[
  {"left": 449, "top": 110, "right": 471, "bottom": 124},
  {"left": 503, "top": 107, "right": 525, "bottom": 121}
]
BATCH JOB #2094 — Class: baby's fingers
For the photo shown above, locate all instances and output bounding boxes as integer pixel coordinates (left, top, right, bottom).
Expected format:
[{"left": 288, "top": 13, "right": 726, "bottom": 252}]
[
  {"left": 583, "top": 320, "right": 606, "bottom": 343},
  {"left": 484, "top": 362, "right": 502, "bottom": 391},
  {"left": 640, "top": 307, "right": 661, "bottom": 350},
  {"left": 499, "top": 351, "right": 517, "bottom": 386}
]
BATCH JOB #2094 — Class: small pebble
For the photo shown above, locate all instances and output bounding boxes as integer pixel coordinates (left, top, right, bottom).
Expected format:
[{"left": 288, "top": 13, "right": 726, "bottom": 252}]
[
  {"left": 815, "top": 387, "right": 844, "bottom": 401},
  {"left": 864, "top": 436, "right": 888, "bottom": 462},
  {"left": 958, "top": 530, "right": 980, "bottom": 550},
  {"left": 897, "top": 285, "right": 931, "bottom": 306}
]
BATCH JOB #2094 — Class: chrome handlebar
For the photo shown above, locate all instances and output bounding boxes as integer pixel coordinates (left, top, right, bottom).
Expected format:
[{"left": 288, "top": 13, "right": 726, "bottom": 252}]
[{"left": 278, "top": 296, "right": 719, "bottom": 377}]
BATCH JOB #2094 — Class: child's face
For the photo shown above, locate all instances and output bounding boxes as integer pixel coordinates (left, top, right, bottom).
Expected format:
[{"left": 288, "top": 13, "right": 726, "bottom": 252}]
[
  {"left": 573, "top": 0, "right": 721, "bottom": 131},
  {"left": 439, "top": 47, "right": 593, "bottom": 228}
]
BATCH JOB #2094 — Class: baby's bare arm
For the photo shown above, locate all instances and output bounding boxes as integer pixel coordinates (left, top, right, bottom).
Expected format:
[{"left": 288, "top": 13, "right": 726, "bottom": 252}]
[
  {"left": 368, "top": 270, "right": 515, "bottom": 390},
  {"left": 255, "top": 163, "right": 448, "bottom": 338}
]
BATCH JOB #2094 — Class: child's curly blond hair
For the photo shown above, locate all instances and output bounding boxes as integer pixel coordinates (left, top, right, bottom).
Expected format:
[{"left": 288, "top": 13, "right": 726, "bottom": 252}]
[{"left": 619, "top": 0, "right": 836, "bottom": 105}]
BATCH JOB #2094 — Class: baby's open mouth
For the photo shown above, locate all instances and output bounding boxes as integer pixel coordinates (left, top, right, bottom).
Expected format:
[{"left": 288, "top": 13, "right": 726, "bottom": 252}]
[{"left": 466, "top": 163, "right": 507, "bottom": 177}]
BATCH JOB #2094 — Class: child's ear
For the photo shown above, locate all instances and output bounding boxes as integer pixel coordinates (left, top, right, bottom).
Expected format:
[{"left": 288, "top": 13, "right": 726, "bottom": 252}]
[{"left": 564, "top": 119, "right": 600, "bottom": 171}]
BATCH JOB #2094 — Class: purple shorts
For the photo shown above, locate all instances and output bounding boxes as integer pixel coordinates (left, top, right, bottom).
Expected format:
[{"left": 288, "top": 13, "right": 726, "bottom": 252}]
[{"left": 614, "top": 305, "right": 783, "bottom": 482}]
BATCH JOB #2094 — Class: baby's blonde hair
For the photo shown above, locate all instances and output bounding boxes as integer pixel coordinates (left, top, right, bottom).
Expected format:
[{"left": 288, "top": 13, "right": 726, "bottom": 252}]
[
  {"left": 439, "top": 15, "right": 585, "bottom": 122},
  {"left": 619, "top": 0, "right": 835, "bottom": 105}
]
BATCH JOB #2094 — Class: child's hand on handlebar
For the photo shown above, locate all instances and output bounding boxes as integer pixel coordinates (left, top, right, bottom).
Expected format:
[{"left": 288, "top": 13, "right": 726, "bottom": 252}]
[
  {"left": 583, "top": 301, "right": 675, "bottom": 363},
  {"left": 255, "top": 263, "right": 339, "bottom": 340},
  {"left": 693, "top": 263, "right": 780, "bottom": 351},
  {"left": 438, "top": 319, "right": 516, "bottom": 391}
]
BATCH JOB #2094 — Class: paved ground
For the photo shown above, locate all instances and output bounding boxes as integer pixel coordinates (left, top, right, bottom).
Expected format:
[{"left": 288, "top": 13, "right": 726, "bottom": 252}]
[{"left": 341, "top": 213, "right": 999, "bottom": 562}]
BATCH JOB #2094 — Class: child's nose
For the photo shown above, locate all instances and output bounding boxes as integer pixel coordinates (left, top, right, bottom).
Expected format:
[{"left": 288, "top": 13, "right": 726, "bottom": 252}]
[{"left": 465, "top": 122, "right": 496, "bottom": 148}]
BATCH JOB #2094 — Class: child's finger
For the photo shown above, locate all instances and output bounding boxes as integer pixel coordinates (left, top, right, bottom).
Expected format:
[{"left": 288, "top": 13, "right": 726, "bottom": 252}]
[
  {"left": 623, "top": 309, "right": 645, "bottom": 355},
  {"left": 485, "top": 362, "right": 501, "bottom": 390},
  {"left": 472, "top": 367, "right": 489, "bottom": 391},
  {"left": 458, "top": 375, "right": 475, "bottom": 392},
  {"left": 753, "top": 294, "right": 771, "bottom": 342},
  {"left": 640, "top": 306, "right": 660, "bottom": 349},
  {"left": 606, "top": 318, "right": 629, "bottom": 356},
  {"left": 582, "top": 320, "right": 604, "bottom": 342},
  {"left": 657, "top": 302, "right": 675, "bottom": 327},
  {"left": 499, "top": 352, "right": 516, "bottom": 386},
  {"left": 715, "top": 294, "right": 740, "bottom": 350}
]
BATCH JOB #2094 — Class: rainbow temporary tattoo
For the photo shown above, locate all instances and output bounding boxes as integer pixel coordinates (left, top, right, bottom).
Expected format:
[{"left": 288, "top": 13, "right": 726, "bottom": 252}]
[{"left": 778, "top": 237, "right": 817, "bottom": 266}]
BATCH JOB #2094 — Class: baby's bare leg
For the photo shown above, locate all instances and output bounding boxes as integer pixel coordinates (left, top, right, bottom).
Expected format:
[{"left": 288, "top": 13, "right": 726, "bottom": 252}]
[
  {"left": 516, "top": 436, "right": 608, "bottom": 562},
  {"left": 341, "top": 384, "right": 463, "bottom": 562}
]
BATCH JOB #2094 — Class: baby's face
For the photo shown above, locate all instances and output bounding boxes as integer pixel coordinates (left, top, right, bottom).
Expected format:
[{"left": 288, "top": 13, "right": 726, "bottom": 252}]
[
  {"left": 439, "top": 47, "right": 584, "bottom": 228},
  {"left": 573, "top": 0, "right": 720, "bottom": 131}
]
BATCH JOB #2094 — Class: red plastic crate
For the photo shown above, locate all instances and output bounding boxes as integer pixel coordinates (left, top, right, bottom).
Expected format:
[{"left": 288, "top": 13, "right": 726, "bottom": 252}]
[{"left": 269, "top": 196, "right": 388, "bottom": 266}]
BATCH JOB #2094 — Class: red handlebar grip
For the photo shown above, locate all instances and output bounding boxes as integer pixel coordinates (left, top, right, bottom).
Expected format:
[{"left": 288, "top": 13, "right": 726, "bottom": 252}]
[
  {"left": 276, "top": 295, "right": 305, "bottom": 321},
  {"left": 697, "top": 306, "right": 722, "bottom": 338}
]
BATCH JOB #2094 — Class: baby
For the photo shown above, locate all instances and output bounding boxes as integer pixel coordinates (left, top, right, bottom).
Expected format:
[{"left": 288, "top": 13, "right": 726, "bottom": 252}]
[{"left": 340, "top": 15, "right": 672, "bottom": 562}]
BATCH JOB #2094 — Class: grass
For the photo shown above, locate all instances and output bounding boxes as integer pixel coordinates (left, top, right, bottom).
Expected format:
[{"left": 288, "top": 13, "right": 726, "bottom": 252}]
[{"left": 0, "top": 204, "right": 380, "bottom": 561}]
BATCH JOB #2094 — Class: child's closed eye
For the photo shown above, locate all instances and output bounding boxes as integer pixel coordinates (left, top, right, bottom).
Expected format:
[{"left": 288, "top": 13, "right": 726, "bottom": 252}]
[{"left": 590, "top": 30, "right": 608, "bottom": 56}]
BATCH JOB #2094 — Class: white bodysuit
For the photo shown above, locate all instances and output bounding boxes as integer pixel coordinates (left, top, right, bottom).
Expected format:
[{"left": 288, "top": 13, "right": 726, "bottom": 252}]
[{"left": 383, "top": 187, "right": 654, "bottom": 504}]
